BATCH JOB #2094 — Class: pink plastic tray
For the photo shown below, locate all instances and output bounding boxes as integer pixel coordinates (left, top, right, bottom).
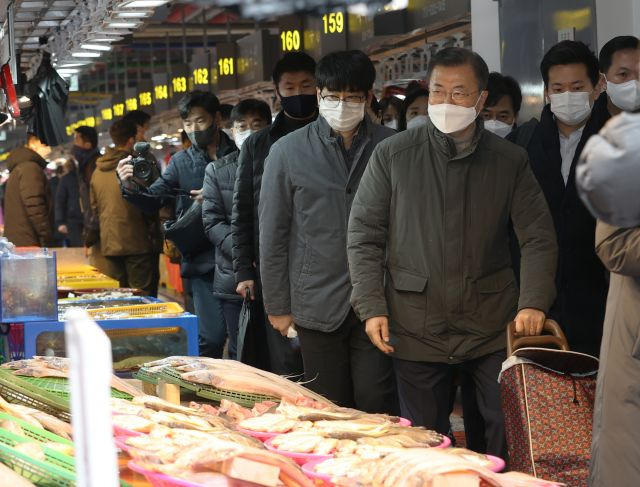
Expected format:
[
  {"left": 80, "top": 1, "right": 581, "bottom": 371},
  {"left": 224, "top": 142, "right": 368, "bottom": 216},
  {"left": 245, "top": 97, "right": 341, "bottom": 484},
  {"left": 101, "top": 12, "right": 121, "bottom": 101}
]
[
  {"left": 113, "top": 424, "right": 143, "bottom": 438},
  {"left": 236, "top": 427, "right": 282, "bottom": 441},
  {"left": 115, "top": 436, "right": 132, "bottom": 455},
  {"left": 437, "top": 435, "right": 452, "bottom": 448},
  {"left": 398, "top": 417, "right": 411, "bottom": 426},
  {"left": 264, "top": 438, "right": 334, "bottom": 466}
]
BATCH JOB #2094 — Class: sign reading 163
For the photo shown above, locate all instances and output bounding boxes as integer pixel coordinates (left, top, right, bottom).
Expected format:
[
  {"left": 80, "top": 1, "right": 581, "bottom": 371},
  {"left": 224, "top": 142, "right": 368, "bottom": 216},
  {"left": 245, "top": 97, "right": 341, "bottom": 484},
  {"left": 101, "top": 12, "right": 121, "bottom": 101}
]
[
  {"left": 172, "top": 76, "right": 187, "bottom": 93},
  {"left": 218, "top": 58, "right": 234, "bottom": 76},
  {"left": 280, "top": 30, "right": 301, "bottom": 51}
]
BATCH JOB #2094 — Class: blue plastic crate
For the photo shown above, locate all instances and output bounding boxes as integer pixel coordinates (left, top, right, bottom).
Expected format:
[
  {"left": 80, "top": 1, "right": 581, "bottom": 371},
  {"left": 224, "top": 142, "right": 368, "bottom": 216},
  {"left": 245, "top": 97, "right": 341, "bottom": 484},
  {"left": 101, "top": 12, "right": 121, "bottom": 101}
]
[
  {"left": 22, "top": 314, "right": 199, "bottom": 361},
  {"left": 1, "top": 250, "right": 57, "bottom": 323}
]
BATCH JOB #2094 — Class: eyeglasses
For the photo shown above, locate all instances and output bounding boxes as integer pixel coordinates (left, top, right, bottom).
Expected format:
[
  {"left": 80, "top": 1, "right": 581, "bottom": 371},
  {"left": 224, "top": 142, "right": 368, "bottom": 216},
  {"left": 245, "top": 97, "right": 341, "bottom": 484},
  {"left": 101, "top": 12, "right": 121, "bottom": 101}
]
[
  {"left": 429, "top": 88, "right": 480, "bottom": 103},
  {"left": 320, "top": 94, "right": 367, "bottom": 108}
]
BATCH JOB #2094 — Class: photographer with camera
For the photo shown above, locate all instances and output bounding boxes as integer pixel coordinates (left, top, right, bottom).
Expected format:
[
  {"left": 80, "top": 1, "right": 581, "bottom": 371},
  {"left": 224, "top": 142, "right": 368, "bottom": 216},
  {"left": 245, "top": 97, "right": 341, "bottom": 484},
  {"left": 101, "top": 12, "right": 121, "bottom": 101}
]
[
  {"left": 90, "top": 119, "right": 162, "bottom": 297},
  {"left": 116, "top": 91, "right": 237, "bottom": 358}
]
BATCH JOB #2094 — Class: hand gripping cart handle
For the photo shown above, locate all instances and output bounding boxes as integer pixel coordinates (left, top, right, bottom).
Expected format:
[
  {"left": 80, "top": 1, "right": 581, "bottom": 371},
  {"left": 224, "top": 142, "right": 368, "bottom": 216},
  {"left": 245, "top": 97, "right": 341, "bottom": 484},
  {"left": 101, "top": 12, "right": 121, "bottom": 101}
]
[{"left": 506, "top": 319, "right": 569, "bottom": 356}]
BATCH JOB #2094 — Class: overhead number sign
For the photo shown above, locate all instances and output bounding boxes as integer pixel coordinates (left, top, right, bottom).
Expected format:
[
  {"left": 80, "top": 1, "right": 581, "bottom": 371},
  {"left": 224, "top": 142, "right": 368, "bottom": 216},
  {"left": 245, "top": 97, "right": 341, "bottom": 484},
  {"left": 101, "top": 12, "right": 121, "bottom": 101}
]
[
  {"left": 154, "top": 84, "right": 168, "bottom": 100},
  {"left": 215, "top": 43, "right": 238, "bottom": 91},
  {"left": 193, "top": 67, "right": 209, "bottom": 85},
  {"left": 280, "top": 30, "right": 301, "bottom": 52},
  {"left": 171, "top": 75, "right": 187, "bottom": 94},
  {"left": 101, "top": 107, "right": 113, "bottom": 121},
  {"left": 278, "top": 15, "right": 305, "bottom": 53},
  {"left": 113, "top": 102, "right": 125, "bottom": 118},
  {"left": 323, "top": 11, "right": 345, "bottom": 34},
  {"left": 139, "top": 91, "right": 152, "bottom": 107},
  {"left": 152, "top": 73, "right": 170, "bottom": 112},
  {"left": 125, "top": 97, "right": 138, "bottom": 111}
]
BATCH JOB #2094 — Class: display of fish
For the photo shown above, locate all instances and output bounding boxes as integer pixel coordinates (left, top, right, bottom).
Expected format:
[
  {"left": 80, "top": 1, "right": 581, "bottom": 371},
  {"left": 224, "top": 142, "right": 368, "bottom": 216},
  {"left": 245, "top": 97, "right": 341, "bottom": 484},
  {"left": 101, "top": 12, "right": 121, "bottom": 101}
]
[
  {"left": 10, "top": 405, "right": 72, "bottom": 440},
  {"left": 238, "top": 413, "right": 302, "bottom": 433},
  {"left": 342, "top": 448, "right": 561, "bottom": 487},
  {"left": 271, "top": 432, "right": 328, "bottom": 454},
  {"left": 127, "top": 435, "right": 313, "bottom": 487},
  {"left": 313, "top": 419, "right": 391, "bottom": 439},
  {"left": 132, "top": 395, "right": 210, "bottom": 417}
]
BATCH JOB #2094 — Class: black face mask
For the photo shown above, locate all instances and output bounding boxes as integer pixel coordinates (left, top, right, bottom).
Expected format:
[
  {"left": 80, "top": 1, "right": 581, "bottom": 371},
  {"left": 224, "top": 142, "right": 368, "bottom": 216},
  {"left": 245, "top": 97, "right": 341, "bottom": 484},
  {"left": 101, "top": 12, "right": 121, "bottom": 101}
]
[
  {"left": 186, "top": 124, "right": 216, "bottom": 150},
  {"left": 72, "top": 145, "right": 94, "bottom": 168},
  {"left": 280, "top": 94, "right": 317, "bottom": 119}
]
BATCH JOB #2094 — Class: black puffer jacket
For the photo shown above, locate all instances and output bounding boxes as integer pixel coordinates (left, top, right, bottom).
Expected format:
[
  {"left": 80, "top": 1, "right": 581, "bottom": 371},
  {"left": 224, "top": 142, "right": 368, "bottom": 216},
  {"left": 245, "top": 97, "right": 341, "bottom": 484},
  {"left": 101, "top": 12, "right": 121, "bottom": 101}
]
[
  {"left": 202, "top": 151, "right": 239, "bottom": 300},
  {"left": 55, "top": 169, "right": 83, "bottom": 227},
  {"left": 123, "top": 131, "right": 236, "bottom": 277},
  {"left": 231, "top": 111, "right": 317, "bottom": 291}
]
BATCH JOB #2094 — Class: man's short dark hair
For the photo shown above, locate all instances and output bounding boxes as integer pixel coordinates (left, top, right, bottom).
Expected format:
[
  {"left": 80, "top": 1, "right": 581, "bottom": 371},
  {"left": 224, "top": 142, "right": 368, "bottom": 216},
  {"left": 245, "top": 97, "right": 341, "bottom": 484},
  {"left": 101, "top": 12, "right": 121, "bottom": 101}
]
[
  {"left": 74, "top": 126, "right": 98, "bottom": 148},
  {"left": 122, "top": 109, "right": 151, "bottom": 128},
  {"left": 109, "top": 119, "right": 137, "bottom": 147},
  {"left": 316, "top": 50, "right": 376, "bottom": 95},
  {"left": 485, "top": 72, "right": 522, "bottom": 114},
  {"left": 540, "top": 40, "right": 600, "bottom": 87},
  {"left": 427, "top": 47, "right": 489, "bottom": 91},
  {"left": 230, "top": 99, "right": 272, "bottom": 124},
  {"left": 599, "top": 36, "right": 640, "bottom": 74},
  {"left": 177, "top": 91, "right": 221, "bottom": 120},
  {"left": 379, "top": 95, "right": 403, "bottom": 116},
  {"left": 272, "top": 51, "right": 316, "bottom": 86},
  {"left": 220, "top": 104, "right": 234, "bottom": 120}
]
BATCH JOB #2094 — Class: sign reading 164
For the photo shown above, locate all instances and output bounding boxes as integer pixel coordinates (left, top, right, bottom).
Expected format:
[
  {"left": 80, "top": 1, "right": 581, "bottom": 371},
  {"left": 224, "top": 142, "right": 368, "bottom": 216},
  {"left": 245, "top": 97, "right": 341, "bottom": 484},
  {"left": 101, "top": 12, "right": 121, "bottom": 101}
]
[
  {"left": 218, "top": 58, "right": 234, "bottom": 76},
  {"left": 280, "top": 30, "right": 301, "bottom": 51}
]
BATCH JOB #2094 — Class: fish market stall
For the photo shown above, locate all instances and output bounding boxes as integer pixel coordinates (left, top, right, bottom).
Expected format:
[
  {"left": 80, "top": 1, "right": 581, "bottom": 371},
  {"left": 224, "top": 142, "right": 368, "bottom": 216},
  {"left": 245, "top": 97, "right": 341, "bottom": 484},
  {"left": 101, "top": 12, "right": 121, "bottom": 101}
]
[{"left": 0, "top": 355, "right": 565, "bottom": 487}]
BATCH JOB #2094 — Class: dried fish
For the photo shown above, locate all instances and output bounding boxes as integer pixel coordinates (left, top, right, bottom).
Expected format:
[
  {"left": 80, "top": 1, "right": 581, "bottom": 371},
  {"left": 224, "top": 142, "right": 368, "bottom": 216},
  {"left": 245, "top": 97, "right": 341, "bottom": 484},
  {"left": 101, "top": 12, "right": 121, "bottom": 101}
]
[{"left": 238, "top": 413, "right": 300, "bottom": 433}]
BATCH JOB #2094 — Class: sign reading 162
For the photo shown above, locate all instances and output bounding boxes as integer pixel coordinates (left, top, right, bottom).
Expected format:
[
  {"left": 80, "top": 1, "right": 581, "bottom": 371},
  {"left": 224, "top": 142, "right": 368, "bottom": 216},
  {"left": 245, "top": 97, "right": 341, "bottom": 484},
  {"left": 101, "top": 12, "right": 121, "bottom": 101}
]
[
  {"left": 218, "top": 58, "right": 234, "bottom": 76},
  {"left": 280, "top": 30, "right": 301, "bottom": 51}
]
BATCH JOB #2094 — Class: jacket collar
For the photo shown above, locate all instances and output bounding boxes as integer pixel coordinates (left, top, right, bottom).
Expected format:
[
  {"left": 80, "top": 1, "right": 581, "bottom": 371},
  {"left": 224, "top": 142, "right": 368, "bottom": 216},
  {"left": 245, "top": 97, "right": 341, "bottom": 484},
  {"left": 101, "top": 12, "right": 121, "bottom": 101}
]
[
  {"left": 6, "top": 147, "right": 47, "bottom": 171},
  {"left": 270, "top": 110, "right": 319, "bottom": 141},
  {"left": 426, "top": 116, "right": 485, "bottom": 160}
]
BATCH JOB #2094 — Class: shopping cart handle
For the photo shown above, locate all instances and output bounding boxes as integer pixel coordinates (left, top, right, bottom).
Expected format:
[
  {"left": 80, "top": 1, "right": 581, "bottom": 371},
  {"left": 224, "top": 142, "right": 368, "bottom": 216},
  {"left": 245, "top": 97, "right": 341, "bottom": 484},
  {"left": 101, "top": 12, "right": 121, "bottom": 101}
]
[{"left": 506, "top": 319, "right": 569, "bottom": 356}]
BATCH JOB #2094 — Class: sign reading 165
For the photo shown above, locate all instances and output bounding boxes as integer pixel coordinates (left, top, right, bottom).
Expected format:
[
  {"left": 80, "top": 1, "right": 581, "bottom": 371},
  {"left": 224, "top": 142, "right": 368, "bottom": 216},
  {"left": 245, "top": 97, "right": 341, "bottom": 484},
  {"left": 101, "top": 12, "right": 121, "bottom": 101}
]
[
  {"left": 218, "top": 58, "right": 234, "bottom": 76},
  {"left": 281, "top": 30, "right": 301, "bottom": 51}
]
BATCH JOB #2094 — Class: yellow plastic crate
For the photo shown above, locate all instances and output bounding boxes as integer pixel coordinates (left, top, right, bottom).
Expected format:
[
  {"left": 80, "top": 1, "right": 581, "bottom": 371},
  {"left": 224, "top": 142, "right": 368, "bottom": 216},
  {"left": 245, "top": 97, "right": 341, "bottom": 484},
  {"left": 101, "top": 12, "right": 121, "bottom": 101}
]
[
  {"left": 86, "top": 302, "right": 185, "bottom": 319},
  {"left": 57, "top": 273, "right": 119, "bottom": 289}
]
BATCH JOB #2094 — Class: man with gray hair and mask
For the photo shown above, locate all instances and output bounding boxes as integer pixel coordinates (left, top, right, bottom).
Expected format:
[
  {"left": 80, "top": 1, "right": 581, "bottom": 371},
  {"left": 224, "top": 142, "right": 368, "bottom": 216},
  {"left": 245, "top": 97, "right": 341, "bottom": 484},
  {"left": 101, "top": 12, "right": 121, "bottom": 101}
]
[{"left": 347, "top": 47, "right": 557, "bottom": 459}]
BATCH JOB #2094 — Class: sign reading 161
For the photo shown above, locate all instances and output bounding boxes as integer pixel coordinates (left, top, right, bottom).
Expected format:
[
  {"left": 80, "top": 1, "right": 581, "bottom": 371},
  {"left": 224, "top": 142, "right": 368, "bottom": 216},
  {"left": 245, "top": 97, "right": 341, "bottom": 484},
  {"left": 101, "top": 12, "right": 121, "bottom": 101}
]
[
  {"left": 218, "top": 58, "right": 234, "bottom": 76},
  {"left": 281, "top": 30, "right": 301, "bottom": 51}
]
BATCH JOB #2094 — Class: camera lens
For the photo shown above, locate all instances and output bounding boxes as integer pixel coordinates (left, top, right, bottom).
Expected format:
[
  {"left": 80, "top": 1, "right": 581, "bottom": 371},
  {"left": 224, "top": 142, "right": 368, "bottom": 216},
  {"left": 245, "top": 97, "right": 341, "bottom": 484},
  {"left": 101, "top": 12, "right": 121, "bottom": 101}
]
[{"left": 133, "top": 159, "right": 152, "bottom": 180}]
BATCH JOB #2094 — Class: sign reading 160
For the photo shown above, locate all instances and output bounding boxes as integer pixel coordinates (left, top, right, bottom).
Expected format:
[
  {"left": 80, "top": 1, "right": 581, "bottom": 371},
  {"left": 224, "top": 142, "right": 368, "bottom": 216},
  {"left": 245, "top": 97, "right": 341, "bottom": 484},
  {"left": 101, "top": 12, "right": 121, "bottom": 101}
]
[
  {"left": 281, "top": 30, "right": 301, "bottom": 51},
  {"left": 323, "top": 12, "right": 345, "bottom": 34},
  {"left": 218, "top": 58, "right": 234, "bottom": 76}
]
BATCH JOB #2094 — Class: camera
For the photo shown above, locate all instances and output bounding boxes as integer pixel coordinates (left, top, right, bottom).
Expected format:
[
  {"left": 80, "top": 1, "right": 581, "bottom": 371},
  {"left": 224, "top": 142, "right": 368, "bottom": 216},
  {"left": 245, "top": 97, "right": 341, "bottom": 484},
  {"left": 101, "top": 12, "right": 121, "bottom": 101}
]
[{"left": 130, "top": 141, "right": 157, "bottom": 184}]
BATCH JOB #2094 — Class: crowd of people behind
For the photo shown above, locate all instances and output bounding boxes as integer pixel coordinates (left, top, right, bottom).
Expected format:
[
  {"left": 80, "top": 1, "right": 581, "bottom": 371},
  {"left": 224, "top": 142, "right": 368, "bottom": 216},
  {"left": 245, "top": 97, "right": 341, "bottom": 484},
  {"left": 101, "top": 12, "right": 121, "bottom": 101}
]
[{"left": 3, "top": 35, "right": 640, "bottom": 486}]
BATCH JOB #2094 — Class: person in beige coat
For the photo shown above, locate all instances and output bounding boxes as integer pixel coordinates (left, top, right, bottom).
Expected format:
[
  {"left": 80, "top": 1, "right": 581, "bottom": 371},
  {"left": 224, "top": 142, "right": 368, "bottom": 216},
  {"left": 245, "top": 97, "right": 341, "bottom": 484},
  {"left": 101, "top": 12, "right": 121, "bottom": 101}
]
[{"left": 590, "top": 223, "right": 640, "bottom": 486}]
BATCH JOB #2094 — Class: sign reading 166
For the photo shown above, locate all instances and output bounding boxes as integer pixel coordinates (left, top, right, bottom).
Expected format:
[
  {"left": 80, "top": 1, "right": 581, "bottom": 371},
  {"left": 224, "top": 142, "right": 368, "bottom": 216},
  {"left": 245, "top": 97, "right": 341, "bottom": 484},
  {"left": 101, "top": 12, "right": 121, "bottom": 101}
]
[
  {"left": 218, "top": 58, "right": 234, "bottom": 76},
  {"left": 281, "top": 30, "right": 301, "bottom": 51}
]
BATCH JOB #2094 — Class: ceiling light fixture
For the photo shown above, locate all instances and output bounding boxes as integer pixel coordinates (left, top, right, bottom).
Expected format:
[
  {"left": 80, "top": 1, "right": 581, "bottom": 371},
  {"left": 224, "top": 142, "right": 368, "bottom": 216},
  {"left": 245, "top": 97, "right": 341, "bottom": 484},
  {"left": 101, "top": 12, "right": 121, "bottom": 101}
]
[
  {"left": 116, "top": 10, "right": 153, "bottom": 18},
  {"left": 80, "top": 43, "right": 113, "bottom": 51},
  {"left": 59, "top": 62, "right": 92, "bottom": 67},
  {"left": 106, "top": 21, "right": 140, "bottom": 29},
  {"left": 119, "top": 0, "right": 169, "bottom": 7},
  {"left": 57, "top": 68, "right": 79, "bottom": 74},
  {"left": 72, "top": 51, "right": 102, "bottom": 58}
]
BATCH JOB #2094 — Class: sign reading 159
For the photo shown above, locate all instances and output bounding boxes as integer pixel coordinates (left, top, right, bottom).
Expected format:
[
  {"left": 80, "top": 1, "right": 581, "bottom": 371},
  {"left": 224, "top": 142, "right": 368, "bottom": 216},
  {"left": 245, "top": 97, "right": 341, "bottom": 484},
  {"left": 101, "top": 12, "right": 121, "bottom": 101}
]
[
  {"left": 218, "top": 58, "right": 234, "bottom": 76},
  {"left": 281, "top": 30, "right": 301, "bottom": 51},
  {"left": 172, "top": 76, "right": 187, "bottom": 94},
  {"left": 323, "top": 12, "right": 345, "bottom": 34}
]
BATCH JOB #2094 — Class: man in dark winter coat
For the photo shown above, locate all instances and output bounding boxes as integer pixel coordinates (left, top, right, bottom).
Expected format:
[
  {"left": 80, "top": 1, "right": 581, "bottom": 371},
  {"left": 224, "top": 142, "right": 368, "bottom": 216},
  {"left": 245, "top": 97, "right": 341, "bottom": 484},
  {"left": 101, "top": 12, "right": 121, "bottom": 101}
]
[
  {"left": 232, "top": 52, "right": 317, "bottom": 374},
  {"left": 508, "top": 41, "right": 610, "bottom": 356},
  {"left": 203, "top": 99, "right": 272, "bottom": 360},
  {"left": 117, "top": 91, "right": 236, "bottom": 358},
  {"left": 4, "top": 133, "right": 53, "bottom": 247},
  {"left": 55, "top": 160, "right": 84, "bottom": 247},
  {"left": 260, "top": 51, "right": 398, "bottom": 412}
]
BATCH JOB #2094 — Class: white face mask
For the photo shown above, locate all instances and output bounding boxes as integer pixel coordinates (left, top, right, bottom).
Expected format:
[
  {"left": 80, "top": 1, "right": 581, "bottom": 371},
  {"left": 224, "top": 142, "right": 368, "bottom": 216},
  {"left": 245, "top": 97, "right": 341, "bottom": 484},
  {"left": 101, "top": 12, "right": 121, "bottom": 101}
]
[
  {"left": 385, "top": 119, "right": 398, "bottom": 130},
  {"left": 406, "top": 115, "right": 429, "bottom": 130},
  {"left": 484, "top": 119, "right": 514, "bottom": 138},
  {"left": 319, "top": 99, "right": 366, "bottom": 132},
  {"left": 549, "top": 91, "right": 592, "bottom": 125},
  {"left": 606, "top": 78, "right": 640, "bottom": 112},
  {"left": 234, "top": 129, "right": 253, "bottom": 150},
  {"left": 428, "top": 98, "right": 480, "bottom": 134}
]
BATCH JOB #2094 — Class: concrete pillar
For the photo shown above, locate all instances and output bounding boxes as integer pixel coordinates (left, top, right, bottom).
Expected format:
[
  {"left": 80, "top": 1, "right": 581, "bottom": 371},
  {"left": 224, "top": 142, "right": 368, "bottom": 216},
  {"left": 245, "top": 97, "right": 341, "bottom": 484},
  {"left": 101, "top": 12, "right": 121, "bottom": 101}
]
[
  {"left": 471, "top": 0, "right": 501, "bottom": 72},
  {"left": 595, "top": 0, "right": 640, "bottom": 51}
]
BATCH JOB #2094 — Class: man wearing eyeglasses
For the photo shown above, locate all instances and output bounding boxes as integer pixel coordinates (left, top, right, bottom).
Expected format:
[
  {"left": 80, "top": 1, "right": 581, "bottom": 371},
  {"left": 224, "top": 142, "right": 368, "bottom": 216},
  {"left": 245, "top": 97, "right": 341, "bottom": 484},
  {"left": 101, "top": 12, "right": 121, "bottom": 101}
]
[
  {"left": 347, "top": 47, "right": 557, "bottom": 458},
  {"left": 258, "top": 50, "right": 397, "bottom": 413}
]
